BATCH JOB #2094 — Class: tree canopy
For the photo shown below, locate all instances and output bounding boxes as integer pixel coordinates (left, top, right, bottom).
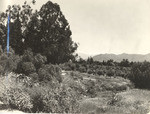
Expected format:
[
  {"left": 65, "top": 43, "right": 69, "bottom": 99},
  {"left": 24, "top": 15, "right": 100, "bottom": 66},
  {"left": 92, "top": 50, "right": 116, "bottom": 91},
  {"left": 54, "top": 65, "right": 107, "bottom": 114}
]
[{"left": 0, "top": 1, "right": 78, "bottom": 64}]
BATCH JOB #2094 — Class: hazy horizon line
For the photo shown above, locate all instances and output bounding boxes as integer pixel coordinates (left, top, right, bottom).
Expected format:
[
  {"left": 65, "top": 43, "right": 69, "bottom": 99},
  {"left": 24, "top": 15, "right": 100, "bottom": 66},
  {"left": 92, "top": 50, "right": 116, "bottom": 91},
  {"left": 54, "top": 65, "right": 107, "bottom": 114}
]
[{"left": 77, "top": 51, "right": 150, "bottom": 56}]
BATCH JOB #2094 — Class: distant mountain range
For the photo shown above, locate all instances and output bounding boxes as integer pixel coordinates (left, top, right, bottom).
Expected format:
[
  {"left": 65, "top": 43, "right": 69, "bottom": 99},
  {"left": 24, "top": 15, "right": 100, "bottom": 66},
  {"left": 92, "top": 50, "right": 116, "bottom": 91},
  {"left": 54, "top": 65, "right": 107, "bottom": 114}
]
[
  {"left": 77, "top": 52, "right": 93, "bottom": 60},
  {"left": 93, "top": 53, "right": 150, "bottom": 62}
]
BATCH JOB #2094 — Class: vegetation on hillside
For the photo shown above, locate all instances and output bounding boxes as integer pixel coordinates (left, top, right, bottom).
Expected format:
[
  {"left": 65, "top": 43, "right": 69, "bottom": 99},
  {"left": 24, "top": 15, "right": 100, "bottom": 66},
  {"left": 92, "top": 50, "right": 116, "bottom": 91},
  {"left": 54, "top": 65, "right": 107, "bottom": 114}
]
[
  {"left": 0, "top": 0, "right": 150, "bottom": 114},
  {"left": 60, "top": 57, "right": 131, "bottom": 78}
]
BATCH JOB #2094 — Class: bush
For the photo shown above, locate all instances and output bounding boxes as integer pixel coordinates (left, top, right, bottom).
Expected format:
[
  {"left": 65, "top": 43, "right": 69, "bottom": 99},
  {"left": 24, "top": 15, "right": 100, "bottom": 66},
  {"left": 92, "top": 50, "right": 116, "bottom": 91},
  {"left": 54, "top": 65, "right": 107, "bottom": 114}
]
[
  {"left": 28, "top": 73, "right": 39, "bottom": 82},
  {"left": 21, "top": 49, "right": 34, "bottom": 62},
  {"left": 38, "top": 64, "right": 62, "bottom": 83},
  {"left": 20, "top": 62, "right": 36, "bottom": 75},
  {"left": 33, "top": 53, "right": 47, "bottom": 69},
  {"left": 85, "top": 80, "right": 97, "bottom": 97},
  {"left": 60, "top": 62, "right": 76, "bottom": 71},
  {"left": 16, "top": 49, "right": 47, "bottom": 74},
  {"left": 0, "top": 46, "right": 21, "bottom": 74},
  {"left": 129, "top": 61, "right": 150, "bottom": 89},
  {"left": 87, "top": 69, "right": 94, "bottom": 74},
  {"left": 2, "top": 87, "right": 33, "bottom": 112},
  {"left": 27, "top": 84, "right": 80, "bottom": 113},
  {"left": 106, "top": 69, "right": 115, "bottom": 76},
  {"left": 78, "top": 65, "right": 86, "bottom": 73},
  {"left": 96, "top": 70, "right": 104, "bottom": 75},
  {"left": 16, "top": 50, "right": 62, "bottom": 82},
  {"left": 38, "top": 67, "right": 52, "bottom": 82},
  {"left": 70, "top": 71, "right": 83, "bottom": 80}
]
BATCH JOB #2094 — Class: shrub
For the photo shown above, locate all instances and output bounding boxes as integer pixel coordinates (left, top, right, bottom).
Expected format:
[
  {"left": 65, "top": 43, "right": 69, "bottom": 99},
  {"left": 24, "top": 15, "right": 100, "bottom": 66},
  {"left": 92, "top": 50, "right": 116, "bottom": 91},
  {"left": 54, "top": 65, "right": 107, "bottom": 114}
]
[
  {"left": 70, "top": 71, "right": 83, "bottom": 80},
  {"left": 96, "top": 70, "right": 104, "bottom": 75},
  {"left": 78, "top": 65, "right": 86, "bottom": 73},
  {"left": 28, "top": 73, "right": 39, "bottom": 82},
  {"left": 20, "top": 62, "right": 36, "bottom": 75},
  {"left": 27, "top": 84, "right": 80, "bottom": 113},
  {"left": 15, "top": 49, "right": 48, "bottom": 77},
  {"left": 129, "top": 61, "right": 150, "bottom": 89},
  {"left": 87, "top": 69, "right": 93, "bottom": 74},
  {"left": 60, "top": 62, "right": 76, "bottom": 71},
  {"left": 0, "top": 47, "right": 21, "bottom": 73},
  {"left": 27, "top": 86, "right": 45, "bottom": 113},
  {"left": 85, "top": 80, "right": 97, "bottom": 97},
  {"left": 38, "top": 68, "right": 52, "bottom": 82},
  {"left": 33, "top": 53, "right": 47, "bottom": 69},
  {"left": 106, "top": 69, "right": 115, "bottom": 76},
  {"left": 2, "top": 87, "right": 33, "bottom": 112},
  {"left": 38, "top": 64, "right": 62, "bottom": 83},
  {"left": 22, "top": 49, "right": 34, "bottom": 62}
]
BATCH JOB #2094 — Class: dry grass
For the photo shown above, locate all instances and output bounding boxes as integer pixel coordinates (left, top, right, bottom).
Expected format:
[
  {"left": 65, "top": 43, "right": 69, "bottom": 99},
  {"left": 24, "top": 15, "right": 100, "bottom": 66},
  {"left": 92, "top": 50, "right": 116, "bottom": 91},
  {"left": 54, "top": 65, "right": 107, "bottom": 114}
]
[
  {"left": 113, "top": 89, "right": 150, "bottom": 112},
  {"left": 80, "top": 89, "right": 150, "bottom": 114},
  {"left": 1, "top": 71, "right": 150, "bottom": 114}
]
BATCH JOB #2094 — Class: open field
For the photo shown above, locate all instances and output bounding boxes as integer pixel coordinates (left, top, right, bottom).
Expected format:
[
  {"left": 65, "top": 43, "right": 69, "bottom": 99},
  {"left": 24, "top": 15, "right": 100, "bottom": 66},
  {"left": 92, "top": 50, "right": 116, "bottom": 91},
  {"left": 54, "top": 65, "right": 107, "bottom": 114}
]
[{"left": 63, "top": 71, "right": 150, "bottom": 114}]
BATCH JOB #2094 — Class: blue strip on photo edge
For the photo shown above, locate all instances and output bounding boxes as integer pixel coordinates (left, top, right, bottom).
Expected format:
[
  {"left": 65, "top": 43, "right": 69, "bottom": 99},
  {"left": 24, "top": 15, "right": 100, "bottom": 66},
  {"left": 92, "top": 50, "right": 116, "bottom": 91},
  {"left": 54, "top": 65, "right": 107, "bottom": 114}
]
[{"left": 7, "top": 15, "right": 10, "bottom": 55}]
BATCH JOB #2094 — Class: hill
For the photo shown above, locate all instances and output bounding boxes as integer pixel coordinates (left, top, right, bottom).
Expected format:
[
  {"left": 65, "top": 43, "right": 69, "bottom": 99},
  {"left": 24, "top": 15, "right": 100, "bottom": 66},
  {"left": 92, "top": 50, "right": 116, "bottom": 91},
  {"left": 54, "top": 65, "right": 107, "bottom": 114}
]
[{"left": 93, "top": 53, "right": 150, "bottom": 62}]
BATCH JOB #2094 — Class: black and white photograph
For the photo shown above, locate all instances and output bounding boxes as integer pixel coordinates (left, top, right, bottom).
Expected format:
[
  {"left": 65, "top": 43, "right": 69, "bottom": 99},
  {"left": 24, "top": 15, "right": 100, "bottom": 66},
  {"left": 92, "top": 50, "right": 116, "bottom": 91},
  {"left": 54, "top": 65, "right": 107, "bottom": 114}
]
[{"left": 0, "top": 0, "right": 150, "bottom": 113}]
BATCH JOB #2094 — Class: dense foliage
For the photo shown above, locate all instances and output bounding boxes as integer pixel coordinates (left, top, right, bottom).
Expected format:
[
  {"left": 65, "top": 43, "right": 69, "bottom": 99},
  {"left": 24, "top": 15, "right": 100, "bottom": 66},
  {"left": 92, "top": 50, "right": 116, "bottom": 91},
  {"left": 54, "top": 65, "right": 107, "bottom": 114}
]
[
  {"left": 61, "top": 58, "right": 150, "bottom": 90},
  {"left": 129, "top": 61, "right": 150, "bottom": 89},
  {"left": 0, "top": 0, "right": 78, "bottom": 64},
  {"left": 0, "top": 47, "right": 80, "bottom": 113},
  {"left": 0, "top": 46, "right": 20, "bottom": 74},
  {"left": 0, "top": 1, "right": 79, "bottom": 112},
  {"left": 60, "top": 58, "right": 131, "bottom": 78},
  {"left": 1, "top": 0, "right": 150, "bottom": 113}
]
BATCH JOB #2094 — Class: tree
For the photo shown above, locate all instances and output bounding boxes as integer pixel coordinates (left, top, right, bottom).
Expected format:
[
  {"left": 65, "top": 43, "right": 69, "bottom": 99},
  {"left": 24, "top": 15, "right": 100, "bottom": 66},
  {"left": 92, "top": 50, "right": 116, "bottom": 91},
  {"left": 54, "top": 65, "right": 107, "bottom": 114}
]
[
  {"left": 87, "top": 57, "right": 94, "bottom": 64},
  {"left": 130, "top": 61, "right": 150, "bottom": 89},
  {"left": 24, "top": 10, "right": 41, "bottom": 53},
  {"left": 2, "top": 3, "right": 33, "bottom": 54},
  {"left": 37, "top": 1, "right": 77, "bottom": 63},
  {"left": 106, "top": 59, "right": 115, "bottom": 66},
  {"left": 0, "top": 24, "right": 6, "bottom": 50},
  {"left": 120, "top": 59, "right": 130, "bottom": 67},
  {"left": 9, "top": 13, "right": 24, "bottom": 54},
  {"left": 1, "top": 1, "right": 78, "bottom": 64}
]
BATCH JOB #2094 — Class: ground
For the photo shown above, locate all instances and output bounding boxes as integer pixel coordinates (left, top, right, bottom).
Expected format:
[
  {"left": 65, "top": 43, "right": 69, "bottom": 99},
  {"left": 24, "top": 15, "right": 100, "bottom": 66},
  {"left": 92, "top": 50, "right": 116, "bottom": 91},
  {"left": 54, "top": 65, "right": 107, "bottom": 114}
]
[{"left": 0, "top": 71, "right": 150, "bottom": 114}]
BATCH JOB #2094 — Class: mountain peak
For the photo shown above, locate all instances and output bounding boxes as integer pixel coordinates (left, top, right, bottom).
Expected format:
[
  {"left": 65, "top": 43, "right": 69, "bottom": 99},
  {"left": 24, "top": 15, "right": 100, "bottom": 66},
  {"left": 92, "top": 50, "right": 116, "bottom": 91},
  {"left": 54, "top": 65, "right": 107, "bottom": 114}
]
[{"left": 93, "top": 53, "right": 150, "bottom": 62}]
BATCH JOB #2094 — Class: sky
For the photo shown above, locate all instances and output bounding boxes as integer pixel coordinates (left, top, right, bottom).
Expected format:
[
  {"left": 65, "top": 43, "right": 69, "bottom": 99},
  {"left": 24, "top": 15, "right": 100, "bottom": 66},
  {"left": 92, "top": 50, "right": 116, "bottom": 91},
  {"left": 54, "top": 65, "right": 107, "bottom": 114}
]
[{"left": 0, "top": 0, "right": 150, "bottom": 55}]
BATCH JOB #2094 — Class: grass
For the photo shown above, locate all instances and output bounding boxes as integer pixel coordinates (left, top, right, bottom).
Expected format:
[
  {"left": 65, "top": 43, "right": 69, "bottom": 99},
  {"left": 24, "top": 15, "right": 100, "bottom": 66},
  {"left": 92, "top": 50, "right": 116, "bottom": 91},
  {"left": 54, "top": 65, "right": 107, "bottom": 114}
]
[
  {"left": 80, "top": 89, "right": 150, "bottom": 114},
  {"left": 0, "top": 71, "right": 150, "bottom": 114},
  {"left": 114, "top": 89, "right": 150, "bottom": 110},
  {"left": 66, "top": 71, "right": 150, "bottom": 114}
]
